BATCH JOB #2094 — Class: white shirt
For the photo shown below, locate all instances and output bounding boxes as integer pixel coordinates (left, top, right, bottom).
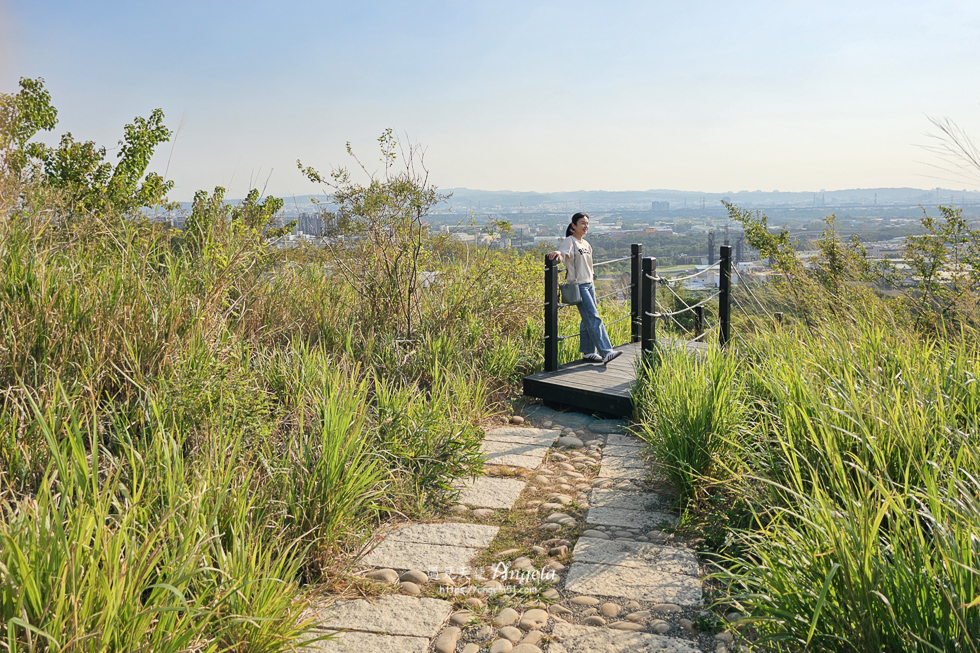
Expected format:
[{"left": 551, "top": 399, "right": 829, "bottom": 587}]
[{"left": 558, "top": 235, "right": 593, "bottom": 284}]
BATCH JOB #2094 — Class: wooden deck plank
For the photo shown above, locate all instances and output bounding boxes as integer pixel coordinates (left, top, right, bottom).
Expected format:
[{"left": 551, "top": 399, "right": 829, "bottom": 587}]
[{"left": 523, "top": 339, "right": 714, "bottom": 417}]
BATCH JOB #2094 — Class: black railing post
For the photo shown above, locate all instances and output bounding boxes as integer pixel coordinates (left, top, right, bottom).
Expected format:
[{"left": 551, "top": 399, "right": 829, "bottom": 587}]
[
  {"left": 641, "top": 257, "right": 657, "bottom": 356},
  {"left": 694, "top": 305, "right": 705, "bottom": 338},
  {"left": 545, "top": 255, "right": 559, "bottom": 371},
  {"left": 775, "top": 311, "right": 783, "bottom": 326},
  {"left": 719, "top": 245, "right": 732, "bottom": 348},
  {"left": 630, "top": 243, "right": 642, "bottom": 343}
]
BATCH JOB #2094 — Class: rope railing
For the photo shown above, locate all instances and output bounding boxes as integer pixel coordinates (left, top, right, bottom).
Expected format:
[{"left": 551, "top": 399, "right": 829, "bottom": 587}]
[
  {"left": 653, "top": 262, "right": 721, "bottom": 284},
  {"left": 733, "top": 266, "right": 778, "bottom": 323},
  {"left": 542, "top": 244, "right": 733, "bottom": 371},
  {"left": 644, "top": 292, "right": 720, "bottom": 318},
  {"left": 604, "top": 313, "right": 631, "bottom": 327},
  {"left": 595, "top": 286, "right": 630, "bottom": 302},
  {"left": 592, "top": 255, "right": 632, "bottom": 268},
  {"left": 689, "top": 325, "right": 717, "bottom": 342},
  {"left": 657, "top": 302, "right": 693, "bottom": 335}
]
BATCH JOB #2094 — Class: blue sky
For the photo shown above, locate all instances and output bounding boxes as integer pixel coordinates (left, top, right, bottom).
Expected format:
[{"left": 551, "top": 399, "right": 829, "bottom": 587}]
[{"left": 3, "top": 0, "right": 980, "bottom": 200}]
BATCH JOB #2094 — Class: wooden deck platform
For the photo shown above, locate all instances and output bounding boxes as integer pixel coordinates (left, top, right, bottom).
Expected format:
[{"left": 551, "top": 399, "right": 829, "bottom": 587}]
[{"left": 522, "top": 339, "right": 712, "bottom": 418}]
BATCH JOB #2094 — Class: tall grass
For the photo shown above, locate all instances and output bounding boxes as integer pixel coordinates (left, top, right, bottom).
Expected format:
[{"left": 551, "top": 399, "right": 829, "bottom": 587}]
[
  {"left": 633, "top": 318, "right": 980, "bottom": 650},
  {"left": 0, "top": 389, "right": 317, "bottom": 653},
  {"left": 0, "top": 183, "right": 547, "bottom": 648},
  {"left": 634, "top": 347, "right": 747, "bottom": 507}
]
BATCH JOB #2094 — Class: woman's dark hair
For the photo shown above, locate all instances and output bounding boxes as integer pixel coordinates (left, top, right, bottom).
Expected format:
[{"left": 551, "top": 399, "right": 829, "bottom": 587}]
[{"left": 565, "top": 212, "right": 589, "bottom": 238}]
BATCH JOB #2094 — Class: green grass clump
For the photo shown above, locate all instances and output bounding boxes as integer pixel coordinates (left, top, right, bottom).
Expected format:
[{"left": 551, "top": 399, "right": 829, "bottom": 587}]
[
  {"left": 0, "top": 172, "right": 546, "bottom": 648},
  {"left": 633, "top": 317, "right": 980, "bottom": 650},
  {"left": 635, "top": 347, "right": 747, "bottom": 507}
]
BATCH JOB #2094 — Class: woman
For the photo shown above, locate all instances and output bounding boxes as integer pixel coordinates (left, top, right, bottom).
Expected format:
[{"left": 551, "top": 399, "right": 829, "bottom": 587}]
[{"left": 547, "top": 212, "right": 623, "bottom": 365}]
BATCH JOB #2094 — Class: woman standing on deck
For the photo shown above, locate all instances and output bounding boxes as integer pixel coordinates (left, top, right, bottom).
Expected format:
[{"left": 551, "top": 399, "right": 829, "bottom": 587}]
[{"left": 547, "top": 212, "right": 623, "bottom": 365}]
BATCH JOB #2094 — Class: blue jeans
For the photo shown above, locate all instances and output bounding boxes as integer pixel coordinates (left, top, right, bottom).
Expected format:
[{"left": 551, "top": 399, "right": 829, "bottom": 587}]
[{"left": 575, "top": 283, "right": 614, "bottom": 357}]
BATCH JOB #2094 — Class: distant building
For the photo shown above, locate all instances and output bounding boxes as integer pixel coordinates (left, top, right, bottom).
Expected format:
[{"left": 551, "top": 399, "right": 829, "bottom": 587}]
[{"left": 651, "top": 201, "right": 669, "bottom": 212}]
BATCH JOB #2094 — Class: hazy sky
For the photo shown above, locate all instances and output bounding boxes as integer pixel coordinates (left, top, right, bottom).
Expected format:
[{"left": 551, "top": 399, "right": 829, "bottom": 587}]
[{"left": 3, "top": 1, "right": 980, "bottom": 200}]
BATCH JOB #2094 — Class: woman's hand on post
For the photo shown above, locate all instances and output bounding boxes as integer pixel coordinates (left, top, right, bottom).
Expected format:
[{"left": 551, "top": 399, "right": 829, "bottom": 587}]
[{"left": 547, "top": 250, "right": 562, "bottom": 261}]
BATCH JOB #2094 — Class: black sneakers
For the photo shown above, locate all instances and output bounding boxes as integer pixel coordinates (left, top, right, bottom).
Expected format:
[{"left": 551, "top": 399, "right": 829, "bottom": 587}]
[{"left": 583, "top": 353, "right": 603, "bottom": 363}]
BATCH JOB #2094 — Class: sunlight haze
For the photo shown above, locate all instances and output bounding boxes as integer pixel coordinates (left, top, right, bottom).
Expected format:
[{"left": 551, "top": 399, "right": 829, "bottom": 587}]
[{"left": 5, "top": 0, "right": 980, "bottom": 200}]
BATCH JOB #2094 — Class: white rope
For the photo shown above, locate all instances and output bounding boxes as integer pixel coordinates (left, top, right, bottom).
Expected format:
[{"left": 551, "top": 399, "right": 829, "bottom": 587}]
[
  {"left": 656, "top": 298, "right": 693, "bottom": 334},
  {"left": 645, "top": 291, "right": 721, "bottom": 317},
  {"left": 733, "top": 266, "right": 778, "bottom": 323},
  {"left": 592, "top": 255, "right": 632, "bottom": 268},
  {"left": 595, "top": 287, "right": 627, "bottom": 301},
  {"left": 689, "top": 325, "right": 717, "bottom": 342},
  {"left": 655, "top": 262, "right": 721, "bottom": 284}
]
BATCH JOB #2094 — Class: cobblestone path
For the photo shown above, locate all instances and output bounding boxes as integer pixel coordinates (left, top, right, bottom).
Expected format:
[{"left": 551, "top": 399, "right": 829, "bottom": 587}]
[{"left": 305, "top": 406, "right": 737, "bottom": 653}]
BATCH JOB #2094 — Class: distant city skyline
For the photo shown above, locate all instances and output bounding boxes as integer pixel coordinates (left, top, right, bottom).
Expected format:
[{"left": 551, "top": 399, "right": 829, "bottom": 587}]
[{"left": 4, "top": 1, "right": 980, "bottom": 200}]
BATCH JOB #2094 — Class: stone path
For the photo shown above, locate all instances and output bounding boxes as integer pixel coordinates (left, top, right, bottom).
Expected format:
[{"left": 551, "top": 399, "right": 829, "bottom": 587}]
[{"left": 305, "top": 407, "right": 739, "bottom": 653}]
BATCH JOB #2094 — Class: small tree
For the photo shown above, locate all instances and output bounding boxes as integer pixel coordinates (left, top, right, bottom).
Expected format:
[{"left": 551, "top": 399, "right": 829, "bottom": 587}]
[
  {"left": 183, "top": 186, "right": 292, "bottom": 258},
  {"left": 297, "top": 129, "right": 447, "bottom": 337},
  {"left": 901, "top": 205, "right": 980, "bottom": 330},
  {"left": 0, "top": 77, "right": 174, "bottom": 215}
]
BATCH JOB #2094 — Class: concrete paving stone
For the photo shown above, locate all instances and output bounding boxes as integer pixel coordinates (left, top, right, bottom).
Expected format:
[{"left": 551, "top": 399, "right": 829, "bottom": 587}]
[
  {"left": 605, "top": 434, "right": 646, "bottom": 448},
  {"left": 571, "top": 539, "right": 699, "bottom": 576},
  {"left": 586, "top": 506, "right": 676, "bottom": 530},
  {"left": 312, "top": 595, "right": 453, "bottom": 638},
  {"left": 362, "top": 539, "right": 483, "bottom": 571},
  {"left": 453, "top": 476, "right": 527, "bottom": 509},
  {"left": 601, "top": 445, "right": 650, "bottom": 459},
  {"left": 597, "top": 452, "right": 648, "bottom": 469},
  {"left": 590, "top": 489, "right": 673, "bottom": 512},
  {"left": 551, "top": 412, "right": 596, "bottom": 430},
  {"left": 564, "top": 562, "right": 702, "bottom": 605},
  {"left": 597, "top": 459, "right": 649, "bottom": 480},
  {"left": 523, "top": 405, "right": 557, "bottom": 420},
  {"left": 484, "top": 453, "right": 548, "bottom": 469},
  {"left": 480, "top": 439, "right": 551, "bottom": 469},
  {"left": 307, "top": 631, "right": 430, "bottom": 653},
  {"left": 548, "top": 623, "right": 701, "bottom": 652},
  {"left": 382, "top": 523, "right": 499, "bottom": 548},
  {"left": 484, "top": 427, "right": 561, "bottom": 444},
  {"left": 480, "top": 439, "right": 552, "bottom": 457},
  {"left": 587, "top": 419, "right": 629, "bottom": 434}
]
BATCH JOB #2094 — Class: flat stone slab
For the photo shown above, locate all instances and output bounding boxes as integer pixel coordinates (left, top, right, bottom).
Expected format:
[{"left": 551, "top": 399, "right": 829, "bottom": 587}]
[
  {"left": 597, "top": 458, "right": 649, "bottom": 480},
  {"left": 549, "top": 622, "right": 700, "bottom": 653},
  {"left": 483, "top": 427, "right": 561, "bottom": 444},
  {"left": 605, "top": 434, "right": 645, "bottom": 447},
  {"left": 362, "top": 523, "right": 499, "bottom": 571},
  {"left": 586, "top": 489, "right": 676, "bottom": 529},
  {"left": 551, "top": 412, "right": 595, "bottom": 430},
  {"left": 523, "top": 405, "right": 557, "bottom": 420},
  {"left": 362, "top": 540, "right": 482, "bottom": 571},
  {"left": 484, "top": 453, "right": 547, "bottom": 468},
  {"left": 586, "top": 506, "right": 676, "bottom": 530},
  {"left": 312, "top": 595, "right": 451, "bottom": 638},
  {"left": 590, "top": 489, "right": 672, "bottom": 512},
  {"left": 601, "top": 444, "right": 649, "bottom": 459},
  {"left": 382, "top": 523, "right": 499, "bottom": 548},
  {"left": 564, "top": 562, "right": 702, "bottom": 605},
  {"left": 572, "top": 539, "right": 699, "bottom": 575},
  {"left": 308, "top": 631, "right": 429, "bottom": 653},
  {"left": 481, "top": 438, "right": 550, "bottom": 469},
  {"left": 587, "top": 419, "right": 629, "bottom": 434},
  {"left": 597, "top": 450, "right": 647, "bottom": 468},
  {"left": 453, "top": 476, "right": 526, "bottom": 509}
]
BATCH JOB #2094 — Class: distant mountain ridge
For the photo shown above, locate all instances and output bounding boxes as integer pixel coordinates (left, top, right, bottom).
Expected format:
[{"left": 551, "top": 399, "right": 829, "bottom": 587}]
[{"left": 169, "top": 186, "right": 980, "bottom": 213}]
